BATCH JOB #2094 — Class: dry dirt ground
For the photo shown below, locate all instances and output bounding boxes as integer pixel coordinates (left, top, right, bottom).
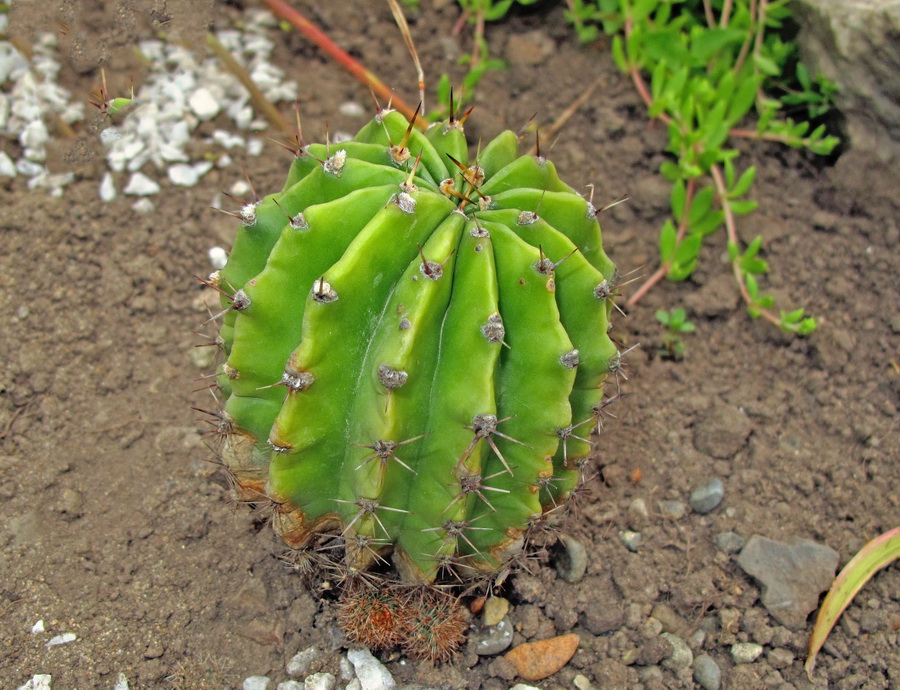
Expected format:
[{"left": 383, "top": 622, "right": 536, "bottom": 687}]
[{"left": 0, "top": 1, "right": 898, "bottom": 688}]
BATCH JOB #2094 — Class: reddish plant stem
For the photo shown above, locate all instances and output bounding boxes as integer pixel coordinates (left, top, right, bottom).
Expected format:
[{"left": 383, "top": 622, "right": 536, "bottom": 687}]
[
  {"left": 709, "top": 163, "right": 782, "bottom": 328},
  {"left": 627, "top": 176, "right": 696, "bottom": 306},
  {"left": 261, "top": 0, "right": 423, "bottom": 127}
]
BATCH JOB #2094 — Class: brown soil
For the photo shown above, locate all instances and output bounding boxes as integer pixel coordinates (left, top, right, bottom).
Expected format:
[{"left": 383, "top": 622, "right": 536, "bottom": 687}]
[{"left": 1, "top": 1, "right": 898, "bottom": 689}]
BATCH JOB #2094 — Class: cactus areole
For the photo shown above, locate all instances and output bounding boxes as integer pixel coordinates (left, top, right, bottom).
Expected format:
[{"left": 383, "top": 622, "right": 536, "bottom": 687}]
[{"left": 209, "top": 108, "right": 621, "bottom": 585}]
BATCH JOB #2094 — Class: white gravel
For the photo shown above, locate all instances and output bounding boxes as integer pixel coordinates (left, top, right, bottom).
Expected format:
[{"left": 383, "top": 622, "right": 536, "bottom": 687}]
[{"left": 0, "top": 9, "right": 298, "bottom": 201}]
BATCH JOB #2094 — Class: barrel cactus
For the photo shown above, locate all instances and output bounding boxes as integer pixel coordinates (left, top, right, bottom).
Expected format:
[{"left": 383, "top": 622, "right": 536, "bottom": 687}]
[{"left": 204, "top": 105, "right": 623, "bottom": 653}]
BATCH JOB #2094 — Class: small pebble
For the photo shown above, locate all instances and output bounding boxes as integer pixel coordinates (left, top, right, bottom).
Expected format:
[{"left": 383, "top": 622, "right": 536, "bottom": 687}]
[
  {"left": 346, "top": 648, "right": 395, "bottom": 690},
  {"left": 619, "top": 530, "right": 641, "bottom": 552},
  {"left": 483, "top": 596, "right": 509, "bottom": 627},
  {"left": 168, "top": 163, "right": 201, "bottom": 186},
  {"left": 661, "top": 633, "right": 693, "bottom": 670},
  {"left": 99, "top": 172, "right": 117, "bottom": 201},
  {"left": 714, "top": 531, "right": 745, "bottom": 554},
  {"left": 304, "top": 672, "right": 335, "bottom": 690},
  {"left": 123, "top": 172, "right": 160, "bottom": 196},
  {"left": 339, "top": 656, "right": 354, "bottom": 681},
  {"left": 209, "top": 246, "right": 228, "bottom": 270},
  {"left": 657, "top": 500, "right": 686, "bottom": 520},
  {"left": 504, "top": 633, "right": 579, "bottom": 681},
  {"left": 572, "top": 674, "right": 595, "bottom": 690},
  {"left": 731, "top": 642, "right": 763, "bottom": 664},
  {"left": 0, "top": 151, "right": 16, "bottom": 177},
  {"left": 247, "top": 138, "right": 265, "bottom": 156},
  {"left": 45, "top": 632, "right": 76, "bottom": 647},
  {"left": 626, "top": 498, "right": 649, "bottom": 529},
  {"left": 277, "top": 682, "right": 302, "bottom": 690},
  {"left": 766, "top": 647, "right": 795, "bottom": 669},
  {"left": 509, "top": 686, "right": 542, "bottom": 690},
  {"left": 339, "top": 101, "right": 366, "bottom": 117},
  {"left": 31, "top": 619, "right": 44, "bottom": 634},
  {"left": 474, "top": 616, "right": 514, "bottom": 655},
  {"left": 114, "top": 674, "right": 130, "bottom": 690},
  {"left": 243, "top": 677, "right": 270, "bottom": 690},
  {"left": 132, "top": 198, "right": 155, "bottom": 213},
  {"left": 286, "top": 646, "right": 321, "bottom": 677},
  {"left": 189, "top": 87, "right": 221, "bottom": 120},
  {"left": 17, "top": 305, "right": 29, "bottom": 320},
  {"left": 689, "top": 478, "right": 725, "bottom": 514},
  {"left": 230, "top": 179, "right": 251, "bottom": 196},
  {"left": 17, "top": 676, "right": 51, "bottom": 690},
  {"left": 555, "top": 533, "right": 587, "bottom": 582},
  {"left": 692, "top": 654, "right": 722, "bottom": 690}
]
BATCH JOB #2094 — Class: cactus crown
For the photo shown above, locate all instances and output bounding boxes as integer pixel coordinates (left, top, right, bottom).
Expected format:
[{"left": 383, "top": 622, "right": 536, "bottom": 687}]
[{"left": 208, "top": 106, "right": 621, "bottom": 587}]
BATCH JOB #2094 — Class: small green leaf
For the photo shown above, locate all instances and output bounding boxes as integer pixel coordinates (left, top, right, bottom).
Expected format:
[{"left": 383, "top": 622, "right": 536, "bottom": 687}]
[
  {"left": 729, "top": 166, "right": 757, "bottom": 198},
  {"left": 659, "top": 219, "right": 677, "bottom": 262},
  {"left": 753, "top": 53, "right": 780, "bottom": 77},
  {"left": 729, "top": 199, "right": 758, "bottom": 215},
  {"left": 612, "top": 35, "right": 628, "bottom": 72},
  {"left": 727, "top": 241, "right": 740, "bottom": 262}
]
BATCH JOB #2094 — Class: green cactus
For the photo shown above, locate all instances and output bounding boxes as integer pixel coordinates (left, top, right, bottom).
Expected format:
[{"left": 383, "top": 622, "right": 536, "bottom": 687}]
[{"left": 207, "top": 107, "right": 623, "bottom": 587}]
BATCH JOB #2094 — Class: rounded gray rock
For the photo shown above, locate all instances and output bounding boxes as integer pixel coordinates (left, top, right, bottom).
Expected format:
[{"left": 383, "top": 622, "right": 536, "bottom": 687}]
[
  {"left": 731, "top": 642, "right": 763, "bottom": 664},
  {"left": 714, "top": 531, "right": 745, "bottom": 554},
  {"left": 474, "top": 616, "right": 514, "bottom": 656},
  {"left": 661, "top": 633, "right": 693, "bottom": 670},
  {"left": 555, "top": 533, "right": 587, "bottom": 583},
  {"left": 693, "top": 654, "right": 722, "bottom": 690},
  {"left": 690, "top": 479, "right": 725, "bottom": 514}
]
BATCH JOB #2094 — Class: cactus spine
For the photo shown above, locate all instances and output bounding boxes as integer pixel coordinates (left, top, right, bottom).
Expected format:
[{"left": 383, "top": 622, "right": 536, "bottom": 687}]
[{"left": 208, "top": 108, "right": 621, "bottom": 587}]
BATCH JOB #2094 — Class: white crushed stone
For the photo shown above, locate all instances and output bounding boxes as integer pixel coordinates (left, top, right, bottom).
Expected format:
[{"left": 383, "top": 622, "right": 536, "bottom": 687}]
[
  {"left": 30, "top": 619, "right": 44, "bottom": 634},
  {"left": 209, "top": 246, "right": 228, "bottom": 270},
  {"left": 276, "top": 682, "right": 303, "bottom": 690},
  {"left": 45, "top": 632, "right": 76, "bottom": 647},
  {"left": 132, "top": 198, "right": 155, "bottom": 213},
  {"left": 99, "top": 172, "right": 117, "bottom": 201},
  {"left": 0, "top": 15, "right": 83, "bottom": 196},
  {"left": 0, "top": 9, "right": 298, "bottom": 200},
  {"left": 304, "top": 672, "right": 335, "bottom": 690},
  {"left": 243, "top": 676, "right": 270, "bottom": 690},
  {"left": 113, "top": 673, "right": 130, "bottom": 690},
  {"left": 17, "top": 675, "right": 51, "bottom": 690},
  {"left": 230, "top": 179, "right": 252, "bottom": 196},
  {"left": 339, "top": 101, "right": 366, "bottom": 117},
  {"left": 0, "top": 150, "right": 16, "bottom": 176},
  {"left": 339, "top": 656, "right": 355, "bottom": 681},
  {"left": 124, "top": 172, "right": 160, "bottom": 196},
  {"left": 346, "top": 649, "right": 395, "bottom": 690}
]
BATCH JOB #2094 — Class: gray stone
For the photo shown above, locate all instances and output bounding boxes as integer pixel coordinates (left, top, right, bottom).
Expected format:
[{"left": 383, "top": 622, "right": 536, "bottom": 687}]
[
  {"left": 277, "top": 682, "right": 303, "bottom": 690},
  {"left": 661, "top": 633, "right": 693, "bottom": 670},
  {"left": 243, "top": 677, "right": 270, "bottom": 690},
  {"left": 473, "top": 616, "right": 514, "bottom": 656},
  {"left": 658, "top": 500, "right": 686, "bottom": 520},
  {"left": 303, "top": 673, "right": 335, "bottom": 690},
  {"left": 714, "top": 531, "right": 745, "bottom": 554},
  {"left": 794, "top": 0, "right": 900, "bottom": 163},
  {"left": 619, "top": 530, "right": 642, "bottom": 552},
  {"left": 731, "top": 642, "right": 763, "bottom": 664},
  {"left": 555, "top": 533, "right": 588, "bottom": 583},
  {"left": 689, "top": 479, "right": 725, "bottom": 514},
  {"left": 766, "top": 647, "right": 795, "bottom": 669},
  {"left": 693, "top": 654, "right": 722, "bottom": 690},
  {"left": 287, "top": 646, "right": 321, "bottom": 677},
  {"left": 693, "top": 404, "right": 752, "bottom": 458},
  {"left": 346, "top": 648, "right": 395, "bottom": 690},
  {"left": 736, "top": 535, "right": 839, "bottom": 629},
  {"left": 627, "top": 498, "right": 650, "bottom": 530}
]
